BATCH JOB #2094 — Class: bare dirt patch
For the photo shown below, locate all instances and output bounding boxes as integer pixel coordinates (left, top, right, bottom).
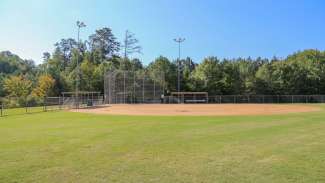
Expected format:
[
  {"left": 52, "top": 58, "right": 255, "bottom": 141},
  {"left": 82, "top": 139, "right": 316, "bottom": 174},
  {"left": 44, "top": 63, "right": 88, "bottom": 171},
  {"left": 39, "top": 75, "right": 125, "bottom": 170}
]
[{"left": 71, "top": 104, "right": 321, "bottom": 116}]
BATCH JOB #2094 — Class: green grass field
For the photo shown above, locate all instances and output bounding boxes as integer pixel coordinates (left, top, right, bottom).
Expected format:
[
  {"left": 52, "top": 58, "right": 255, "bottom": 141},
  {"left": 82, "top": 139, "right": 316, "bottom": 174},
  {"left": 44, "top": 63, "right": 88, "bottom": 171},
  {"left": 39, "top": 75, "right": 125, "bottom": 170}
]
[{"left": 1, "top": 105, "right": 325, "bottom": 183}]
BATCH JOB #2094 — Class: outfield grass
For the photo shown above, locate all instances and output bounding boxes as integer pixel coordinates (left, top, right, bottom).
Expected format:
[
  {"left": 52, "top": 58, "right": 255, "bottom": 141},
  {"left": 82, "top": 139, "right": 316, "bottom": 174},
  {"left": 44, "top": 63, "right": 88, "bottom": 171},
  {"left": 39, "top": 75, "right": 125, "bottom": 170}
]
[
  {"left": 1, "top": 106, "right": 45, "bottom": 116},
  {"left": 1, "top": 106, "right": 325, "bottom": 182}
]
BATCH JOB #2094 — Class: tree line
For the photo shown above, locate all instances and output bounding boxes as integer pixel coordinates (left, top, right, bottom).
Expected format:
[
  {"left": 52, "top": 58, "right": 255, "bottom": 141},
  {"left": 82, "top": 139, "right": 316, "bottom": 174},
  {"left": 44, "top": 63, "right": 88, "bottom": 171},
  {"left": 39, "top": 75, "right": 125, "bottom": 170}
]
[{"left": 1, "top": 26, "right": 325, "bottom": 104}]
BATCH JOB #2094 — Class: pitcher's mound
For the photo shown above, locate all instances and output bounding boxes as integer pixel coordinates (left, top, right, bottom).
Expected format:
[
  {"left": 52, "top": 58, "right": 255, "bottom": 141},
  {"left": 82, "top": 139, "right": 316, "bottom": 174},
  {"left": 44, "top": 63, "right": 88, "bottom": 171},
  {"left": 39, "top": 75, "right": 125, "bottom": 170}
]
[{"left": 72, "top": 104, "right": 320, "bottom": 116}]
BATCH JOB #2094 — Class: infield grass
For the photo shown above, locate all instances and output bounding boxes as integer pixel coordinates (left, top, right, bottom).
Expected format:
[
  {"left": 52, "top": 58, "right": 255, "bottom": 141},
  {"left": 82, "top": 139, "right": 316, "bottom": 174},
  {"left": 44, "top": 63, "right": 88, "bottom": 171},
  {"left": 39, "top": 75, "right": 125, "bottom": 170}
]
[{"left": 1, "top": 105, "right": 325, "bottom": 182}]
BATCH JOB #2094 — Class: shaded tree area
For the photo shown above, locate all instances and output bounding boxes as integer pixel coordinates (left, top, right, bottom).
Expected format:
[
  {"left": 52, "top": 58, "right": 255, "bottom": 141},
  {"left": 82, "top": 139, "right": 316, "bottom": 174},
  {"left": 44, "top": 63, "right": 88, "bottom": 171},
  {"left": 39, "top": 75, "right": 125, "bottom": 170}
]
[
  {"left": 142, "top": 50, "right": 325, "bottom": 95},
  {"left": 2, "top": 26, "right": 325, "bottom": 97}
]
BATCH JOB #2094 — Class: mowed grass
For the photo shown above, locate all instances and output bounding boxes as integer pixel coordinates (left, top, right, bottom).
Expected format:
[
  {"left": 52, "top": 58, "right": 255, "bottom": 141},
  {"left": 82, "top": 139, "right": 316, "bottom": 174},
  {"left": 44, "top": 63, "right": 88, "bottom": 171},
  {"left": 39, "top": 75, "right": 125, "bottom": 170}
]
[
  {"left": 1, "top": 106, "right": 45, "bottom": 116},
  {"left": 1, "top": 106, "right": 325, "bottom": 182}
]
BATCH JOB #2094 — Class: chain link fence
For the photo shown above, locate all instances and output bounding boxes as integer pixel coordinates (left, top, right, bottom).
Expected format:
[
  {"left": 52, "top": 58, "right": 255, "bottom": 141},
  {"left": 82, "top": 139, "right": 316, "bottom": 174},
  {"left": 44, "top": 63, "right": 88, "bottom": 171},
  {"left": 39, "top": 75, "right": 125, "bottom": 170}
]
[
  {"left": 0, "top": 97, "right": 60, "bottom": 117},
  {"left": 0, "top": 95, "right": 104, "bottom": 117},
  {"left": 104, "top": 70, "right": 165, "bottom": 104},
  {"left": 1, "top": 95, "right": 323, "bottom": 117},
  {"left": 163, "top": 95, "right": 325, "bottom": 104}
]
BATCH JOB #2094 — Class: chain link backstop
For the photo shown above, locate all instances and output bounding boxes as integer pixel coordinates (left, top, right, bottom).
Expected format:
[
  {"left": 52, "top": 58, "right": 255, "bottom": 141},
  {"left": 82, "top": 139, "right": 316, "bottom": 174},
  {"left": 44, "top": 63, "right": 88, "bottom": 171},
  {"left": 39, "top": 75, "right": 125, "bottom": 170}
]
[{"left": 104, "top": 70, "right": 165, "bottom": 104}]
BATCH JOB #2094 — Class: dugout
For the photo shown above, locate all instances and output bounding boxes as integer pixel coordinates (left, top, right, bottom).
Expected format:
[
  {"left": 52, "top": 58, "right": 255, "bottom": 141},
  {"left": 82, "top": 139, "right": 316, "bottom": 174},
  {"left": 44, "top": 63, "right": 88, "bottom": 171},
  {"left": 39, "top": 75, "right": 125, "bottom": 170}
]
[{"left": 168, "top": 92, "right": 209, "bottom": 103}]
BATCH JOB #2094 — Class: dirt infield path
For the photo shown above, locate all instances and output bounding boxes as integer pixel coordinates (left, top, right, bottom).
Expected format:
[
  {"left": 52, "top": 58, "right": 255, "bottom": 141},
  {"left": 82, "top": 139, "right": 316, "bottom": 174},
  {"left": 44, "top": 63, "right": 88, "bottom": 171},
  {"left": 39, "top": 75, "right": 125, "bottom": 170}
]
[{"left": 72, "top": 104, "right": 321, "bottom": 116}]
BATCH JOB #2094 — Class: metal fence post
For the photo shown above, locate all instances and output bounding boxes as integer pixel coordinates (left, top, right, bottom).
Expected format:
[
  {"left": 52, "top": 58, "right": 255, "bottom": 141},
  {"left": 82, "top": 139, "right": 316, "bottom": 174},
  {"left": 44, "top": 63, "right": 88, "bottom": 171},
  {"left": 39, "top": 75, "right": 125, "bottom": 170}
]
[
  {"left": 58, "top": 97, "right": 61, "bottom": 110},
  {"left": 43, "top": 97, "right": 47, "bottom": 112},
  {"left": 263, "top": 95, "right": 265, "bottom": 104},
  {"left": 154, "top": 80, "right": 156, "bottom": 102},
  {"left": 124, "top": 72, "right": 126, "bottom": 104},
  {"left": 25, "top": 98, "right": 28, "bottom": 113},
  {"left": 0, "top": 103, "right": 3, "bottom": 117},
  {"left": 133, "top": 72, "right": 136, "bottom": 104},
  {"left": 142, "top": 77, "right": 145, "bottom": 103}
]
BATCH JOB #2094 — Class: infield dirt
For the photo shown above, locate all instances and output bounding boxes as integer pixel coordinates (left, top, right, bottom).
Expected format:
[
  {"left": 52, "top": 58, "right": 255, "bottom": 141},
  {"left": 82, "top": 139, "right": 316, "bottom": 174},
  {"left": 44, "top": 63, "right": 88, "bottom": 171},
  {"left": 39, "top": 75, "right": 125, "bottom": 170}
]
[{"left": 72, "top": 104, "right": 321, "bottom": 116}]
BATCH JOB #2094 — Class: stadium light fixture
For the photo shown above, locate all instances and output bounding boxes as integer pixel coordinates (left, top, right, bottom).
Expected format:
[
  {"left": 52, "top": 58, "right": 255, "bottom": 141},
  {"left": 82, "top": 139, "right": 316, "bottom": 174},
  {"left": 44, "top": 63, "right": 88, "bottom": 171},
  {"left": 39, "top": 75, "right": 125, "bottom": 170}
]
[
  {"left": 173, "top": 38, "right": 185, "bottom": 96},
  {"left": 76, "top": 21, "right": 86, "bottom": 109}
]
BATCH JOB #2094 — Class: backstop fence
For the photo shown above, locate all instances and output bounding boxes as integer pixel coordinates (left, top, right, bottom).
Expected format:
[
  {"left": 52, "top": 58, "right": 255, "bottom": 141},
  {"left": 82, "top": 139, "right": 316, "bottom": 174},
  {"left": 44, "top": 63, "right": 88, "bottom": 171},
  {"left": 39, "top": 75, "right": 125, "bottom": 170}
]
[{"left": 104, "top": 70, "right": 165, "bottom": 104}]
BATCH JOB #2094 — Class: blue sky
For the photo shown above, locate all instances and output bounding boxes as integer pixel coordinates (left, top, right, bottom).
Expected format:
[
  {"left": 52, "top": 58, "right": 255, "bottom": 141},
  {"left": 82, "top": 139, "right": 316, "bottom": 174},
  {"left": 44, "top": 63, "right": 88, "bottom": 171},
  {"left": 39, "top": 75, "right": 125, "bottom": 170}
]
[{"left": 1, "top": 0, "right": 325, "bottom": 64}]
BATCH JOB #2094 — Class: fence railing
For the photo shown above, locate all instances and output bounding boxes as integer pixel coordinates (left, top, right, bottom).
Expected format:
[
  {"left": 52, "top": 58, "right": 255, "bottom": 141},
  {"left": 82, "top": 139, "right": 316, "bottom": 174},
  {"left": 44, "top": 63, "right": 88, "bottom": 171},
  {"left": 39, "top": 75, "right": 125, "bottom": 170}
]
[
  {"left": 0, "top": 96, "right": 104, "bottom": 117},
  {"left": 1, "top": 95, "right": 323, "bottom": 116},
  {"left": 163, "top": 95, "right": 325, "bottom": 104},
  {"left": 208, "top": 95, "right": 325, "bottom": 104}
]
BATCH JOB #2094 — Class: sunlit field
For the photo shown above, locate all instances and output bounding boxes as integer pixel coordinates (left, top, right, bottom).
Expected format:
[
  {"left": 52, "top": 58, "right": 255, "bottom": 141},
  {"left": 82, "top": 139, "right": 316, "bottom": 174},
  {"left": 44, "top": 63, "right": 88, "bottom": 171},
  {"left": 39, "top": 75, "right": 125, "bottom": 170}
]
[{"left": 1, "top": 106, "right": 325, "bottom": 182}]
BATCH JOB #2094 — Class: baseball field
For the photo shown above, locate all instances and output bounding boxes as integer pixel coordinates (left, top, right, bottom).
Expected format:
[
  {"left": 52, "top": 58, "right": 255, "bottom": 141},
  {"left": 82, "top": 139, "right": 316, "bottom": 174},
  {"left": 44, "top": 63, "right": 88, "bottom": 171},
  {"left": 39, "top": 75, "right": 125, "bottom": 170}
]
[{"left": 1, "top": 104, "right": 325, "bottom": 182}]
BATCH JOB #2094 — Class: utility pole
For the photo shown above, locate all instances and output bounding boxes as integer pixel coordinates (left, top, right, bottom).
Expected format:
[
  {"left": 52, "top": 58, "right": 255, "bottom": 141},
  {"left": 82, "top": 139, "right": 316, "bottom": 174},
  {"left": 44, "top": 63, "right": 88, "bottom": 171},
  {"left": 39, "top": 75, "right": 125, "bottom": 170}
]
[
  {"left": 173, "top": 38, "right": 185, "bottom": 94},
  {"left": 76, "top": 21, "right": 86, "bottom": 109}
]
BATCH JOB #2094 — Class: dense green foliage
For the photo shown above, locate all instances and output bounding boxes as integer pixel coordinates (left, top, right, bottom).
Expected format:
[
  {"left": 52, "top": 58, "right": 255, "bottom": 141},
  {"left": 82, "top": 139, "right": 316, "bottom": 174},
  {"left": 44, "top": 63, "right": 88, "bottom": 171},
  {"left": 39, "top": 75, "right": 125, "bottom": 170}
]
[
  {"left": 1, "top": 107, "right": 325, "bottom": 182},
  {"left": 1, "top": 26, "right": 325, "bottom": 96}
]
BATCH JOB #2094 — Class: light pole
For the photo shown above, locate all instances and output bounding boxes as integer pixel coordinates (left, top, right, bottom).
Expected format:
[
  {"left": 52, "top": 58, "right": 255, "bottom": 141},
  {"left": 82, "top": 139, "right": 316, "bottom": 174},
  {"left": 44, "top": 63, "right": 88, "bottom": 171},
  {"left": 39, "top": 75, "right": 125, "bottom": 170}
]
[
  {"left": 76, "top": 21, "right": 86, "bottom": 109},
  {"left": 173, "top": 38, "right": 185, "bottom": 94}
]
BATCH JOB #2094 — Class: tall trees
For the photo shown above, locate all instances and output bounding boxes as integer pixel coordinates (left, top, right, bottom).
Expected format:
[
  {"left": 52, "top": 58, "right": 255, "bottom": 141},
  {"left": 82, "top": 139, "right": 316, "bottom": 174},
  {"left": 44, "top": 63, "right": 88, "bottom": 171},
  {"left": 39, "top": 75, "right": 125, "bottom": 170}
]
[
  {"left": 192, "top": 57, "right": 222, "bottom": 94},
  {"left": 0, "top": 51, "right": 35, "bottom": 75},
  {"left": 42, "top": 52, "right": 51, "bottom": 62},
  {"left": 54, "top": 38, "right": 77, "bottom": 69},
  {"left": 32, "top": 75, "right": 55, "bottom": 97},
  {"left": 122, "top": 30, "right": 142, "bottom": 59},
  {"left": 121, "top": 30, "right": 142, "bottom": 70},
  {"left": 80, "top": 57, "right": 97, "bottom": 91},
  {"left": 255, "top": 63, "right": 274, "bottom": 94},
  {"left": 88, "top": 27, "right": 120, "bottom": 61},
  {"left": 4, "top": 76, "right": 32, "bottom": 98},
  {"left": 0, "top": 51, "right": 35, "bottom": 97},
  {"left": 0, "top": 73, "right": 5, "bottom": 97},
  {"left": 0, "top": 51, "right": 20, "bottom": 75},
  {"left": 147, "top": 56, "right": 177, "bottom": 92},
  {"left": 4, "top": 26, "right": 325, "bottom": 98}
]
